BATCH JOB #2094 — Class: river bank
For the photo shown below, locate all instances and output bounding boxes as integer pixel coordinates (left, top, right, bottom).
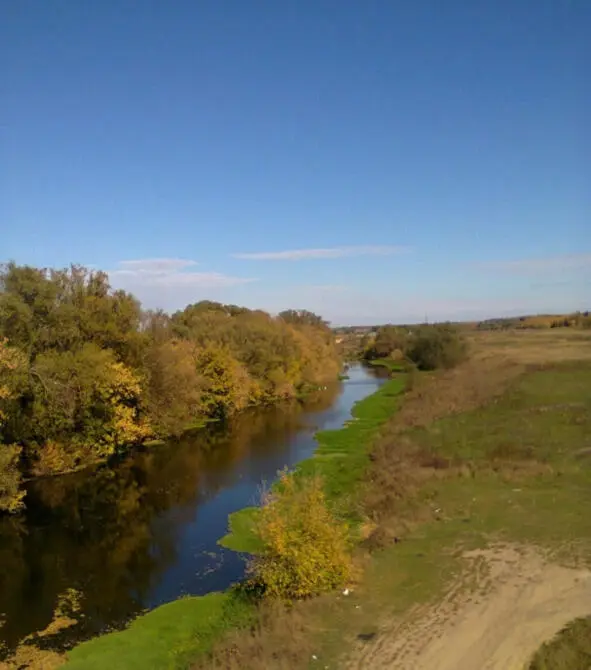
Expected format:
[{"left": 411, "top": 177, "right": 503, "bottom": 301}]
[
  {"left": 1, "top": 365, "right": 399, "bottom": 665},
  {"left": 59, "top": 373, "right": 405, "bottom": 669}
]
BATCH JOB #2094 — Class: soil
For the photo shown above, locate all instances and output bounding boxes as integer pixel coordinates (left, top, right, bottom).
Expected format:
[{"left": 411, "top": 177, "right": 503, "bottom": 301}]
[{"left": 347, "top": 544, "right": 591, "bottom": 670}]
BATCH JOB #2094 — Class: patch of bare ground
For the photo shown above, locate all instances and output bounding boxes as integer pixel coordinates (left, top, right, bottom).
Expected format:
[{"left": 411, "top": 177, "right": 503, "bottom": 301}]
[{"left": 346, "top": 544, "right": 591, "bottom": 670}]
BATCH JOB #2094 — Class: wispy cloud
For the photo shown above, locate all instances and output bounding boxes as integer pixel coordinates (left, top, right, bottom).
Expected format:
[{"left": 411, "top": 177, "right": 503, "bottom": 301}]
[
  {"left": 477, "top": 253, "right": 591, "bottom": 275},
  {"left": 108, "top": 258, "right": 257, "bottom": 309},
  {"left": 113, "top": 258, "right": 198, "bottom": 275},
  {"left": 110, "top": 258, "right": 256, "bottom": 288},
  {"left": 232, "top": 245, "right": 409, "bottom": 261}
]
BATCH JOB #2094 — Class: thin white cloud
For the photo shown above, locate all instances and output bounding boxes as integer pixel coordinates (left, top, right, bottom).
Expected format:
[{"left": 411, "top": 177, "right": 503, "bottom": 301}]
[
  {"left": 108, "top": 258, "right": 257, "bottom": 309},
  {"left": 109, "top": 258, "right": 255, "bottom": 288},
  {"left": 115, "top": 258, "right": 197, "bottom": 275},
  {"left": 232, "top": 245, "right": 409, "bottom": 261},
  {"left": 477, "top": 253, "right": 591, "bottom": 275}
]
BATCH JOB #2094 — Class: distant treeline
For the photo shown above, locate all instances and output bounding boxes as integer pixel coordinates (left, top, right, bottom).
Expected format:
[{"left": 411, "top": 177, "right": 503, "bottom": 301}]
[
  {"left": 0, "top": 262, "right": 340, "bottom": 512},
  {"left": 334, "top": 322, "right": 468, "bottom": 372},
  {"left": 476, "top": 312, "right": 591, "bottom": 331}
]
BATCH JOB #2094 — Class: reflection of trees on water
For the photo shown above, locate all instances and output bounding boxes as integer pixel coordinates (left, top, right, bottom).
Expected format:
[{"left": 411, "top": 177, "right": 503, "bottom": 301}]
[{"left": 0, "top": 386, "right": 341, "bottom": 650}]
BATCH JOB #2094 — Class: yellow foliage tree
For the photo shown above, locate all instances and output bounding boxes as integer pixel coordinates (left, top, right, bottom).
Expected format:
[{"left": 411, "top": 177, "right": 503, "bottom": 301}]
[
  {"left": 250, "top": 471, "right": 353, "bottom": 599},
  {"left": 194, "top": 345, "right": 253, "bottom": 418},
  {"left": 29, "top": 344, "right": 151, "bottom": 474}
]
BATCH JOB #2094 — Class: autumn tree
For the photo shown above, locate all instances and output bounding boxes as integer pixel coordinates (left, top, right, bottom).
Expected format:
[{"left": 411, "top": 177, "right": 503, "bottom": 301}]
[
  {"left": 0, "top": 339, "right": 27, "bottom": 512},
  {"left": 0, "top": 262, "right": 341, "bottom": 511}
]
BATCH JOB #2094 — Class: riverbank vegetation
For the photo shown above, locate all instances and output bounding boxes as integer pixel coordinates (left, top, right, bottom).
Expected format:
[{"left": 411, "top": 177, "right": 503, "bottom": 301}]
[
  {"left": 3, "top": 371, "right": 405, "bottom": 669},
  {"left": 528, "top": 616, "right": 591, "bottom": 670},
  {"left": 0, "top": 262, "right": 340, "bottom": 512},
  {"left": 362, "top": 322, "right": 468, "bottom": 371},
  {"left": 193, "top": 328, "right": 591, "bottom": 668},
  {"left": 249, "top": 471, "right": 354, "bottom": 600},
  {"left": 5, "top": 326, "right": 589, "bottom": 669}
]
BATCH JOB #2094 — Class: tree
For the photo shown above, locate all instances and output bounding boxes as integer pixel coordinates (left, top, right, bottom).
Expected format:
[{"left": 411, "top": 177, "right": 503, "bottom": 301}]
[
  {"left": 0, "top": 339, "right": 27, "bottom": 512},
  {"left": 279, "top": 309, "right": 328, "bottom": 329},
  {"left": 250, "top": 472, "right": 352, "bottom": 599},
  {"left": 363, "top": 325, "right": 407, "bottom": 360},
  {"left": 27, "top": 344, "right": 151, "bottom": 474},
  {"left": 142, "top": 339, "right": 203, "bottom": 436},
  {"left": 194, "top": 345, "right": 254, "bottom": 418},
  {"left": 407, "top": 324, "right": 468, "bottom": 370},
  {"left": 0, "top": 261, "right": 341, "bottom": 509}
]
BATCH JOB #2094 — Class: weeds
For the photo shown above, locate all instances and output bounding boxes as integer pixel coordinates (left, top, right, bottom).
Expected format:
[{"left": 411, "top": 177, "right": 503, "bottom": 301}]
[{"left": 528, "top": 616, "right": 591, "bottom": 670}]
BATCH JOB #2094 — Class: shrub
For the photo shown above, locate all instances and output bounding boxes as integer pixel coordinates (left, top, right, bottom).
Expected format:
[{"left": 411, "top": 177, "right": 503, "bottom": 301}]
[
  {"left": 407, "top": 324, "right": 468, "bottom": 370},
  {"left": 250, "top": 471, "right": 353, "bottom": 599},
  {"left": 0, "top": 444, "right": 25, "bottom": 513}
]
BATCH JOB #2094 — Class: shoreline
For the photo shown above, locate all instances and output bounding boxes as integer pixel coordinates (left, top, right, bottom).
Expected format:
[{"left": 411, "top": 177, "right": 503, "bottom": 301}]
[
  {"left": 61, "top": 374, "right": 406, "bottom": 669},
  {"left": 17, "top": 378, "right": 344, "bottom": 487}
]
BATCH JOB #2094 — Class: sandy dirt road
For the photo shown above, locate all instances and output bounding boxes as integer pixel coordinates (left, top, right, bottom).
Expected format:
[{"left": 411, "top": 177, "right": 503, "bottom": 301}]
[{"left": 347, "top": 545, "right": 591, "bottom": 670}]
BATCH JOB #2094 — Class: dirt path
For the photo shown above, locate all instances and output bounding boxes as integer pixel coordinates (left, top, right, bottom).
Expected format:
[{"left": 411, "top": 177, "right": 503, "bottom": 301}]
[{"left": 347, "top": 545, "right": 591, "bottom": 670}]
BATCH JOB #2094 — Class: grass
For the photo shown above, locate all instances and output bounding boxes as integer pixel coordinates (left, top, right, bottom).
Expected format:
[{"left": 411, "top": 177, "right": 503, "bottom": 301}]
[
  {"left": 367, "top": 358, "right": 406, "bottom": 373},
  {"left": 56, "top": 374, "right": 406, "bottom": 669},
  {"left": 196, "top": 330, "right": 591, "bottom": 669},
  {"left": 30, "top": 330, "right": 591, "bottom": 669},
  {"left": 64, "top": 592, "right": 254, "bottom": 670},
  {"left": 528, "top": 616, "right": 591, "bottom": 670},
  {"left": 218, "top": 375, "right": 406, "bottom": 553},
  {"left": 312, "top": 358, "right": 591, "bottom": 667}
]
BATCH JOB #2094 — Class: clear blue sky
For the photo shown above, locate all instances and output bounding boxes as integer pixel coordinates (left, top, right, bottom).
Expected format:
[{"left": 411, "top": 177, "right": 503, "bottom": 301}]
[{"left": 2, "top": 1, "right": 589, "bottom": 324}]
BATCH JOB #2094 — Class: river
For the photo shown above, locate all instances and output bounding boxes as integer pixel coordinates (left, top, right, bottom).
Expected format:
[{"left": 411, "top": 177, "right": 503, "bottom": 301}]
[{"left": 0, "top": 364, "right": 385, "bottom": 650}]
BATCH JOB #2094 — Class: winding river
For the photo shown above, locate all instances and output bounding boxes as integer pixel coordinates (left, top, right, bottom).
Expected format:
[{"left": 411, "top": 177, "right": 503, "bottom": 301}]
[{"left": 0, "top": 364, "right": 386, "bottom": 650}]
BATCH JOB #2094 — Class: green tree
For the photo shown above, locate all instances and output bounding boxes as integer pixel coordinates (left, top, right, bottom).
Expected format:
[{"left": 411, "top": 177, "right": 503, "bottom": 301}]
[
  {"left": 27, "top": 344, "right": 150, "bottom": 474},
  {"left": 407, "top": 324, "right": 468, "bottom": 370},
  {"left": 194, "top": 345, "right": 253, "bottom": 418},
  {"left": 142, "top": 339, "right": 203, "bottom": 436}
]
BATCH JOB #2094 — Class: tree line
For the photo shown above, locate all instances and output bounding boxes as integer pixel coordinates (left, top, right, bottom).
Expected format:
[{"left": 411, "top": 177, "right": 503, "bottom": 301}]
[
  {"left": 476, "top": 312, "right": 591, "bottom": 331},
  {"left": 0, "top": 262, "right": 341, "bottom": 512}
]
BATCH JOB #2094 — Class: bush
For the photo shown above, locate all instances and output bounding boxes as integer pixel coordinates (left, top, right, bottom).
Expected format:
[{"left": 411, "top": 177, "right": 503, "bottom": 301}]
[
  {"left": 0, "top": 444, "right": 25, "bottom": 513},
  {"left": 407, "top": 324, "right": 468, "bottom": 370},
  {"left": 250, "top": 471, "right": 353, "bottom": 599}
]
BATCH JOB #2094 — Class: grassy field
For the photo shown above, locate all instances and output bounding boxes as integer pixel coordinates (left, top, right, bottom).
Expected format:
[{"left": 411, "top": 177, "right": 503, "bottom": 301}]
[{"left": 193, "top": 329, "right": 591, "bottom": 669}]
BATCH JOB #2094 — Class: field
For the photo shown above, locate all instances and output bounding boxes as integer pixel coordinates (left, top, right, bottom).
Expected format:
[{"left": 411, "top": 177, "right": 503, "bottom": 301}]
[
  {"left": 4, "top": 328, "right": 590, "bottom": 669},
  {"left": 195, "top": 328, "right": 591, "bottom": 669}
]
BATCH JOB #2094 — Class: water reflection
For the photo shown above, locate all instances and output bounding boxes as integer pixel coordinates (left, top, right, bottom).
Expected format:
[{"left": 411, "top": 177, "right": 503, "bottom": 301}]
[{"left": 0, "top": 366, "right": 384, "bottom": 649}]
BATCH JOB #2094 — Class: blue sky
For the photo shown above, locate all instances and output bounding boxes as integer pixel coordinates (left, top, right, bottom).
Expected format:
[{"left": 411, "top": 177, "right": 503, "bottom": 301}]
[{"left": 2, "top": 1, "right": 589, "bottom": 324}]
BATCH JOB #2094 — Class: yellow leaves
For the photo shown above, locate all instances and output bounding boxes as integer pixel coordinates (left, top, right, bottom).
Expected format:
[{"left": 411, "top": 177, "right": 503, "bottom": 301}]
[
  {"left": 0, "top": 338, "right": 26, "bottom": 426},
  {"left": 0, "top": 444, "right": 25, "bottom": 513},
  {"left": 194, "top": 345, "right": 253, "bottom": 417},
  {"left": 32, "top": 440, "right": 79, "bottom": 477},
  {"left": 111, "top": 403, "right": 152, "bottom": 445},
  {"left": 251, "top": 471, "right": 353, "bottom": 599},
  {"left": 95, "top": 360, "right": 152, "bottom": 454}
]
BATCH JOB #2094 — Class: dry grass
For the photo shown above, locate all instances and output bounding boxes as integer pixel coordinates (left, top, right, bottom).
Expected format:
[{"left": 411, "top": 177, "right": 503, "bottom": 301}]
[
  {"left": 190, "top": 329, "right": 591, "bottom": 669},
  {"left": 190, "top": 601, "right": 316, "bottom": 670},
  {"left": 471, "top": 328, "right": 591, "bottom": 365}
]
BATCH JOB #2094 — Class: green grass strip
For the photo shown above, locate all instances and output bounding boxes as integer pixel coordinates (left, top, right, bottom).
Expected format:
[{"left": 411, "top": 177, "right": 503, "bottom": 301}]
[
  {"left": 66, "top": 592, "right": 254, "bottom": 670},
  {"left": 65, "top": 376, "right": 406, "bottom": 669},
  {"left": 367, "top": 358, "right": 406, "bottom": 372},
  {"left": 219, "top": 376, "right": 406, "bottom": 552}
]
